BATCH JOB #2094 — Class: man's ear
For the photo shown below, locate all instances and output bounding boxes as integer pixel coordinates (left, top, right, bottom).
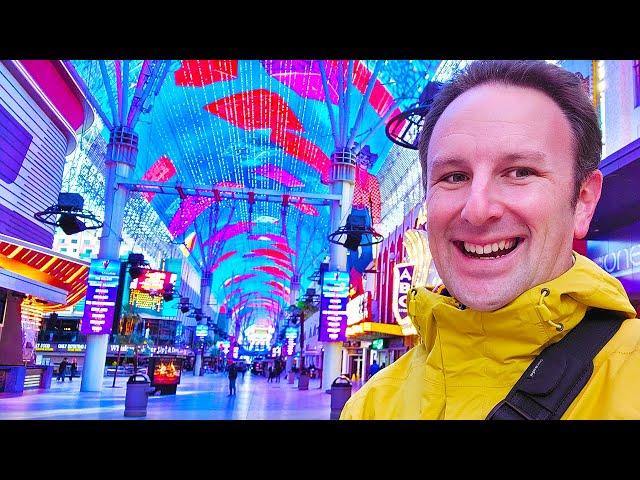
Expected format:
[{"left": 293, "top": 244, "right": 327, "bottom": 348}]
[{"left": 574, "top": 170, "right": 603, "bottom": 239}]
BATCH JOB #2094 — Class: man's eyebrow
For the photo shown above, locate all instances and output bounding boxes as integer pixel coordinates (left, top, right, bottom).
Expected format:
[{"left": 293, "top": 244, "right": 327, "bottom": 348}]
[
  {"left": 428, "top": 155, "right": 468, "bottom": 172},
  {"left": 501, "top": 150, "right": 546, "bottom": 162}
]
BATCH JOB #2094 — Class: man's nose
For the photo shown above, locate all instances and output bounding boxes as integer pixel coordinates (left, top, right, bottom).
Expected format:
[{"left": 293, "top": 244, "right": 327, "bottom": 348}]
[{"left": 459, "top": 180, "right": 504, "bottom": 226}]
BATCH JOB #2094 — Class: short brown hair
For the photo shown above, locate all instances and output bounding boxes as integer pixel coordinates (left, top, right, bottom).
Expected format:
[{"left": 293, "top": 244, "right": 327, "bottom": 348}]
[{"left": 418, "top": 60, "right": 601, "bottom": 205}]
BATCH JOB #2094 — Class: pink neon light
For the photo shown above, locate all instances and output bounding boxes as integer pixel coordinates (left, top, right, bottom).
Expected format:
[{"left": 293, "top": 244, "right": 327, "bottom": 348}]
[
  {"left": 270, "top": 131, "right": 331, "bottom": 182},
  {"left": 204, "top": 89, "right": 304, "bottom": 139},
  {"left": 272, "top": 259, "right": 293, "bottom": 271},
  {"left": 251, "top": 248, "right": 290, "bottom": 262},
  {"left": 20, "top": 60, "right": 85, "bottom": 130},
  {"left": 291, "top": 201, "right": 319, "bottom": 217},
  {"left": 272, "top": 242, "right": 295, "bottom": 255},
  {"left": 255, "top": 164, "right": 304, "bottom": 188},
  {"left": 204, "top": 221, "right": 254, "bottom": 245},
  {"left": 223, "top": 288, "right": 243, "bottom": 305},
  {"left": 215, "top": 181, "right": 244, "bottom": 189},
  {"left": 174, "top": 60, "right": 238, "bottom": 86},
  {"left": 140, "top": 155, "right": 177, "bottom": 202},
  {"left": 210, "top": 250, "right": 237, "bottom": 273},
  {"left": 265, "top": 280, "right": 287, "bottom": 291},
  {"left": 253, "top": 266, "right": 290, "bottom": 280},
  {"left": 167, "top": 196, "right": 216, "bottom": 237},
  {"left": 262, "top": 60, "right": 403, "bottom": 132},
  {"left": 269, "top": 289, "right": 287, "bottom": 299},
  {"left": 223, "top": 273, "right": 257, "bottom": 287}
]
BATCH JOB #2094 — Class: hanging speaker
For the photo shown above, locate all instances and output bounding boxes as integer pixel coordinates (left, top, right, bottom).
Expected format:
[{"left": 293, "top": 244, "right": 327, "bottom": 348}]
[
  {"left": 344, "top": 232, "right": 362, "bottom": 251},
  {"left": 58, "top": 213, "right": 87, "bottom": 235}
]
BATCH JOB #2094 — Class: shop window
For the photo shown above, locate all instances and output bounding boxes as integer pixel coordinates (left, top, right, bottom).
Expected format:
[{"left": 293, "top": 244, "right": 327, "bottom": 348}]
[
  {"left": 71, "top": 239, "right": 78, "bottom": 244},
  {"left": 59, "top": 238, "right": 65, "bottom": 244},
  {"left": 72, "top": 248, "right": 77, "bottom": 253},
  {"left": 84, "top": 239, "right": 91, "bottom": 245},
  {"left": 60, "top": 247, "right": 67, "bottom": 252},
  {"left": 635, "top": 60, "right": 640, "bottom": 108}
]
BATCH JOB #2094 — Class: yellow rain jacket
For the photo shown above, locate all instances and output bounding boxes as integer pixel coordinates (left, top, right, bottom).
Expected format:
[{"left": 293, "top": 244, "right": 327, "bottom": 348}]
[{"left": 341, "top": 253, "right": 640, "bottom": 419}]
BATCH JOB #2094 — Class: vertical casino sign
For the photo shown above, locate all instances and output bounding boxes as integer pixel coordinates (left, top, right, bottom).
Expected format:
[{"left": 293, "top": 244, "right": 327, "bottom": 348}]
[
  {"left": 319, "top": 271, "right": 350, "bottom": 342},
  {"left": 80, "top": 259, "right": 121, "bottom": 334},
  {"left": 392, "top": 263, "right": 417, "bottom": 336}
]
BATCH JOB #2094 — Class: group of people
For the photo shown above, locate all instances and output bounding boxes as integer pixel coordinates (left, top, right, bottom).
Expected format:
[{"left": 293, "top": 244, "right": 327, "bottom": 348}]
[{"left": 56, "top": 357, "right": 78, "bottom": 382}]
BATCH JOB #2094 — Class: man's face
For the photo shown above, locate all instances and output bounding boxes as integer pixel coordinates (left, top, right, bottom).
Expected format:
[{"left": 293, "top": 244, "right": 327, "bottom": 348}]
[{"left": 425, "top": 83, "right": 590, "bottom": 311}]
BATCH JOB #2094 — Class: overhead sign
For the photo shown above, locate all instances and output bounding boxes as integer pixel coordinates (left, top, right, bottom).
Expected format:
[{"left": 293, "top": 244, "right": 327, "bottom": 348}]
[
  {"left": 319, "top": 271, "right": 350, "bottom": 342},
  {"left": 392, "top": 263, "right": 418, "bottom": 336},
  {"left": 81, "top": 259, "right": 121, "bottom": 335},
  {"left": 195, "top": 324, "right": 209, "bottom": 337},
  {"left": 130, "top": 269, "right": 177, "bottom": 294}
]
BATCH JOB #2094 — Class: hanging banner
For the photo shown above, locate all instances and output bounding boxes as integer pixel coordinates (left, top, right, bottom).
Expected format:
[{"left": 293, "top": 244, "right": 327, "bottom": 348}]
[
  {"left": 81, "top": 259, "right": 121, "bottom": 334},
  {"left": 392, "top": 263, "right": 417, "bottom": 336},
  {"left": 319, "top": 271, "right": 350, "bottom": 342}
]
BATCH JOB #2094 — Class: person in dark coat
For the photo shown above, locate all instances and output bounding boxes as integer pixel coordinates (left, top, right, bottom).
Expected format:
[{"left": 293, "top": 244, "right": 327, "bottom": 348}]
[
  {"left": 57, "top": 357, "right": 68, "bottom": 382},
  {"left": 227, "top": 362, "right": 238, "bottom": 396}
]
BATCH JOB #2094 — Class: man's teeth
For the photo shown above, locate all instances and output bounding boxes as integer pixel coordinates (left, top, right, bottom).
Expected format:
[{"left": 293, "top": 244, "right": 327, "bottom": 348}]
[{"left": 463, "top": 239, "right": 516, "bottom": 254}]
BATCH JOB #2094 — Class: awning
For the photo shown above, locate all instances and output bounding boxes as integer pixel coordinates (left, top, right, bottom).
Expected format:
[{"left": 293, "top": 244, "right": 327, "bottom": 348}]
[
  {"left": 345, "top": 321, "right": 404, "bottom": 341},
  {"left": 0, "top": 233, "right": 89, "bottom": 311}
]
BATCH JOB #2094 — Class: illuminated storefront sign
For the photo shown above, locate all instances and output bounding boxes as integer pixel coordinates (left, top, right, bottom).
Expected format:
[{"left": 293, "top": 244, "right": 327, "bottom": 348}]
[
  {"left": 346, "top": 292, "right": 370, "bottom": 326},
  {"left": 319, "top": 271, "right": 350, "bottom": 342},
  {"left": 285, "top": 327, "right": 297, "bottom": 356},
  {"left": 589, "top": 242, "right": 640, "bottom": 278},
  {"left": 217, "top": 341, "right": 230, "bottom": 355},
  {"left": 371, "top": 338, "right": 385, "bottom": 350},
  {"left": 392, "top": 263, "right": 418, "bottom": 336},
  {"left": 36, "top": 342, "right": 189, "bottom": 356},
  {"left": 81, "top": 259, "right": 121, "bottom": 335},
  {"left": 270, "top": 345, "right": 282, "bottom": 357}
]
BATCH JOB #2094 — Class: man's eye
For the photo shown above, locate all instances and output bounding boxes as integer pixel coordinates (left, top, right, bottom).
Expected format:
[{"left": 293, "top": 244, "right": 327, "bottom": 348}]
[
  {"left": 508, "top": 167, "right": 534, "bottom": 178},
  {"left": 443, "top": 173, "right": 468, "bottom": 183}
]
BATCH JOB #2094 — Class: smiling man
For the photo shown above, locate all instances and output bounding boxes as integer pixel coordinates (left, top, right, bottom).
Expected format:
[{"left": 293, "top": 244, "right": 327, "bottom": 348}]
[{"left": 341, "top": 60, "right": 640, "bottom": 420}]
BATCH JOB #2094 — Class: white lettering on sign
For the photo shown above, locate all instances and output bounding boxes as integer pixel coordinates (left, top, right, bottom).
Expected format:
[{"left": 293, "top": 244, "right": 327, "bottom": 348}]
[
  {"left": 392, "top": 263, "right": 418, "bottom": 336},
  {"left": 593, "top": 244, "right": 640, "bottom": 277}
]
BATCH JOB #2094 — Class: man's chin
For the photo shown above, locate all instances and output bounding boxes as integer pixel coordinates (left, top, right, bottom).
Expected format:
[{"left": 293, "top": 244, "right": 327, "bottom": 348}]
[{"left": 448, "top": 285, "right": 519, "bottom": 312}]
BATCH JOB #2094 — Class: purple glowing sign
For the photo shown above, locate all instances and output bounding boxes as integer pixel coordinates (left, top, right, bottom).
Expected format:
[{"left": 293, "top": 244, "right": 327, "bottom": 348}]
[
  {"left": 319, "top": 271, "right": 350, "bottom": 342},
  {"left": 81, "top": 259, "right": 121, "bottom": 335}
]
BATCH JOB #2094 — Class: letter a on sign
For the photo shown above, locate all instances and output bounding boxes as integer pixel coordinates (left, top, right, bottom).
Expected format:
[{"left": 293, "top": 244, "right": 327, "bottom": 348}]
[{"left": 392, "top": 263, "right": 417, "bottom": 335}]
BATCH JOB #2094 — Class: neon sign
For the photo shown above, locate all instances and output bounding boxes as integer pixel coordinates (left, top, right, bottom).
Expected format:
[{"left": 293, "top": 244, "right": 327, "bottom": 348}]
[
  {"left": 319, "top": 271, "right": 350, "bottom": 342},
  {"left": 392, "top": 263, "right": 418, "bottom": 336},
  {"left": 81, "top": 259, "right": 121, "bottom": 335}
]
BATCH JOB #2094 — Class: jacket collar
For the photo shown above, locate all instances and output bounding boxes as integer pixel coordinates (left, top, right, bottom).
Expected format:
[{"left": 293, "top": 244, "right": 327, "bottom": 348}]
[{"left": 408, "top": 253, "right": 637, "bottom": 381}]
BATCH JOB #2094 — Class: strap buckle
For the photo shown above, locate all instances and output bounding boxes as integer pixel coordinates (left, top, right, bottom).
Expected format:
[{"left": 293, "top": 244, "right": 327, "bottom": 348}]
[{"left": 486, "top": 398, "right": 535, "bottom": 420}]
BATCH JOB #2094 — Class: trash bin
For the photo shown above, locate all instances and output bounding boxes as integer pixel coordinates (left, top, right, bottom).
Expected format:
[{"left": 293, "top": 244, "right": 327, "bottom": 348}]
[
  {"left": 330, "top": 375, "right": 352, "bottom": 420},
  {"left": 124, "top": 374, "right": 155, "bottom": 417},
  {"left": 287, "top": 372, "right": 295, "bottom": 384}
]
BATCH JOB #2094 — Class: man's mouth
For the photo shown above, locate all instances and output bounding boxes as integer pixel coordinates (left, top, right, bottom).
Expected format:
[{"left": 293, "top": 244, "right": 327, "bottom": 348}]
[{"left": 453, "top": 237, "right": 523, "bottom": 259}]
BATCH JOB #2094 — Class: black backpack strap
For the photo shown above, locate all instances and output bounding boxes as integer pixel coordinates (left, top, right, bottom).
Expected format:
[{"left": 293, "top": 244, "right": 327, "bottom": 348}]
[{"left": 486, "top": 308, "right": 623, "bottom": 420}]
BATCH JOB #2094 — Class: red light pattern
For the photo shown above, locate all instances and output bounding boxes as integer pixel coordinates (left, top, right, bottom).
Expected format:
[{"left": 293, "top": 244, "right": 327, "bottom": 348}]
[
  {"left": 251, "top": 248, "right": 291, "bottom": 262},
  {"left": 140, "top": 155, "right": 177, "bottom": 202},
  {"left": 223, "top": 273, "right": 257, "bottom": 287},
  {"left": 271, "top": 242, "right": 295, "bottom": 255},
  {"left": 255, "top": 164, "right": 304, "bottom": 188},
  {"left": 265, "top": 280, "right": 288, "bottom": 292},
  {"left": 352, "top": 164, "right": 382, "bottom": 224},
  {"left": 272, "top": 259, "right": 293, "bottom": 271},
  {"left": 271, "top": 131, "right": 331, "bottom": 182},
  {"left": 174, "top": 60, "right": 238, "bottom": 86},
  {"left": 210, "top": 250, "right": 237, "bottom": 273},
  {"left": 204, "top": 89, "right": 304, "bottom": 138},
  {"left": 291, "top": 201, "right": 319, "bottom": 217},
  {"left": 253, "top": 266, "right": 290, "bottom": 280},
  {"left": 223, "top": 288, "right": 243, "bottom": 305}
]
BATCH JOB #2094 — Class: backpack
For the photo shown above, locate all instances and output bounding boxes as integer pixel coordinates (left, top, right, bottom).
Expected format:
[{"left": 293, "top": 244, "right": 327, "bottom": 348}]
[{"left": 486, "top": 308, "right": 623, "bottom": 420}]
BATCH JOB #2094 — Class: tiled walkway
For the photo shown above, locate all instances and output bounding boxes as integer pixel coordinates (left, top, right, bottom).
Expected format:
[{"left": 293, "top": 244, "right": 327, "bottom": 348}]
[{"left": 0, "top": 371, "right": 362, "bottom": 420}]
